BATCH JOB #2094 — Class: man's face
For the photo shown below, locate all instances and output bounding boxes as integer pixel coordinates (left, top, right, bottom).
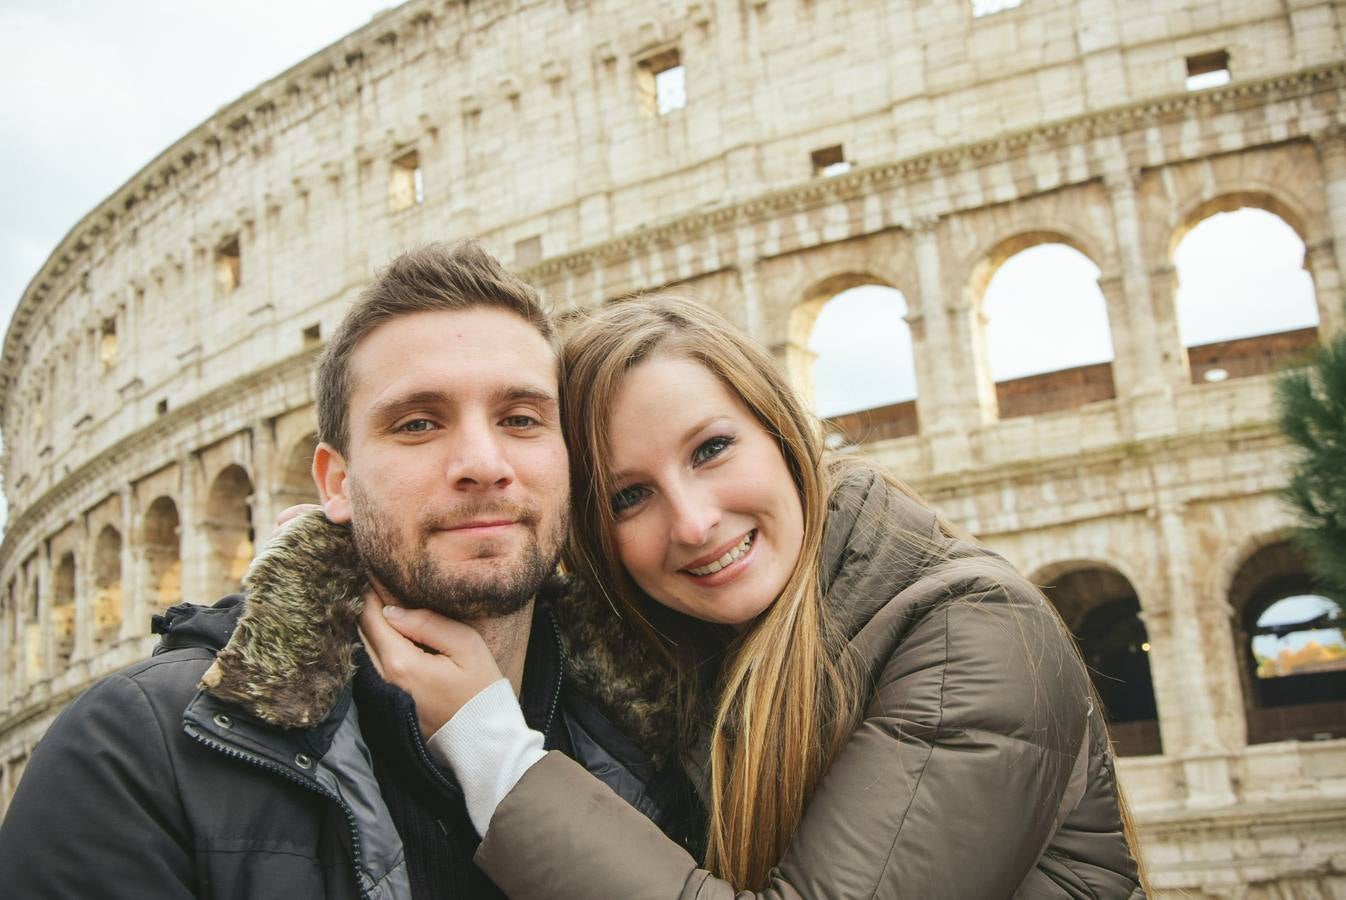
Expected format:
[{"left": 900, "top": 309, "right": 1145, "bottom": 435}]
[{"left": 316, "top": 307, "right": 568, "bottom": 621}]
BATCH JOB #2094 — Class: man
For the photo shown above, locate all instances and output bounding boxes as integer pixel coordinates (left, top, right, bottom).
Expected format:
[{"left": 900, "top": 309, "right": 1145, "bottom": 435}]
[{"left": 0, "top": 242, "right": 694, "bottom": 898}]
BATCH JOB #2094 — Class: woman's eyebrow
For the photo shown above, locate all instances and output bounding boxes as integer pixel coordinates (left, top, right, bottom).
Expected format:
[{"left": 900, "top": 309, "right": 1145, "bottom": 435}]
[{"left": 610, "top": 415, "right": 721, "bottom": 481}]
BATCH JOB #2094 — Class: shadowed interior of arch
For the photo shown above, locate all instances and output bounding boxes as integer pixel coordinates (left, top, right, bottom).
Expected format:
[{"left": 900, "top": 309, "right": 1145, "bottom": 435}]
[
  {"left": 1041, "top": 564, "right": 1162, "bottom": 757},
  {"left": 1230, "top": 541, "right": 1346, "bottom": 744}
]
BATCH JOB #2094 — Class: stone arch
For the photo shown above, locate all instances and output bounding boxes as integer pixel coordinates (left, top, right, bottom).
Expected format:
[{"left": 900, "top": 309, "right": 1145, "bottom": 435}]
[
  {"left": 789, "top": 272, "right": 919, "bottom": 445},
  {"left": 92, "top": 525, "right": 122, "bottom": 647},
  {"left": 275, "top": 432, "right": 320, "bottom": 511},
  {"left": 1227, "top": 540, "right": 1346, "bottom": 744},
  {"left": 1170, "top": 193, "right": 1320, "bottom": 384},
  {"left": 971, "top": 232, "right": 1118, "bottom": 419},
  {"left": 52, "top": 552, "right": 76, "bottom": 671},
  {"left": 142, "top": 496, "right": 182, "bottom": 612},
  {"left": 1035, "top": 559, "right": 1161, "bottom": 757},
  {"left": 205, "top": 465, "right": 255, "bottom": 599}
]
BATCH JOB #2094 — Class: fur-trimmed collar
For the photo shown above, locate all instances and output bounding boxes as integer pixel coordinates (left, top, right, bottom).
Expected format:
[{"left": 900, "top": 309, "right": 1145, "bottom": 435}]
[{"left": 199, "top": 510, "right": 679, "bottom": 765}]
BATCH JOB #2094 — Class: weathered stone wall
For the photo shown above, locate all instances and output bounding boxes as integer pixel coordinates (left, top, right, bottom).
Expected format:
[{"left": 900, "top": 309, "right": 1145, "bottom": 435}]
[{"left": 3, "top": 0, "right": 1345, "bottom": 894}]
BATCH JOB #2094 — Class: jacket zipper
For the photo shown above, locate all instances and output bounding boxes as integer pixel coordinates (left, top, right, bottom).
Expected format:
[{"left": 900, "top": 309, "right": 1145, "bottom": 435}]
[
  {"left": 185, "top": 724, "right": 374, "bottom": 899},
  {"left": 406, "top": 609, "right": 568, "bottom": 791}
]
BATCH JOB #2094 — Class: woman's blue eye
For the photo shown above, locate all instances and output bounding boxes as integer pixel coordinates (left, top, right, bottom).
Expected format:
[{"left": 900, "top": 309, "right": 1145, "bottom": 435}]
[
  {"left": 612, "top": 484, "right": 649, "bottom": 514},
  {"left": 692, "top": 435, "right": 734, "bottom": 465}
]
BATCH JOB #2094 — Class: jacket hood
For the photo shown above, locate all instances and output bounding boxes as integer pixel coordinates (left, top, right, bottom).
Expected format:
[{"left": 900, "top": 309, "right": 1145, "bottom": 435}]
[{"left": 193, "top": 510, "right": 679, "bottom": 760}]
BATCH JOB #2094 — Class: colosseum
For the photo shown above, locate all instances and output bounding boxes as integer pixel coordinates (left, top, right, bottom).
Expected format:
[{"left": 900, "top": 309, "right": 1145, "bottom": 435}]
[{"left": 2, "top": 0, "right": 1345, "bottom": 894}]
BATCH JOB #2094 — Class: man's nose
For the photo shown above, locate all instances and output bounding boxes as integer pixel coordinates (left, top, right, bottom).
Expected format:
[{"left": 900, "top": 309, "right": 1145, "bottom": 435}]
[
  {"left": 667, "top": 484, "right": 719, "bottom": 548},
  {"left": 446, "top": 422, "right": 514, "bottom": 490}
]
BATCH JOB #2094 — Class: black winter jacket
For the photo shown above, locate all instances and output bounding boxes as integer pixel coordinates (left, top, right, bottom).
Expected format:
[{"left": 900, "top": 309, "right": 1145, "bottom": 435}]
[{"left": 0, "top": 513, "right": 695, "bottom": 899}]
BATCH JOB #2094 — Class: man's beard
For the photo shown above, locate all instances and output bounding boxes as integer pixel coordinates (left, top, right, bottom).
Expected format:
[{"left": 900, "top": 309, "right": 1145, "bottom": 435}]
[{"left": 349, "top": 483, "right": 564, "bottom": 621}]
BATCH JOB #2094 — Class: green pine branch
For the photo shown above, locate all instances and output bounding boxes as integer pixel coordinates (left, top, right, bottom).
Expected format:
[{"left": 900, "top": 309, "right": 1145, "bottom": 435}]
[{"left": 1276, "top": 316, "right": 1346, "bottom": 614}]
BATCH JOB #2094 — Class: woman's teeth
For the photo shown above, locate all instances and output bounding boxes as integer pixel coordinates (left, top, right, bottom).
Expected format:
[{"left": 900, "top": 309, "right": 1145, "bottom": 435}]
[{"left": 687, "top": 531, "right": 755, "bottom": 576}]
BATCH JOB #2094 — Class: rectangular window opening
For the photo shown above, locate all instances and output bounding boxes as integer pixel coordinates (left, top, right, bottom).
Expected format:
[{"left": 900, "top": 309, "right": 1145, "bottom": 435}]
[
  {"left": 811, "top": 145, "right": 852, "bottom": 177},
  {"left": 639, "top": 49, "right": 686, "bottom": 117},
  {"left": 156, "top": 398, "right": 169, "bottom": 416},
  {"left": 99, "top": 318, "right": 118, "bottom": 371},
  {"left": 514, "top": 235, "right": 543, "bottom": 267},
  {"left": 972, "top": 0, "right": 1022, "bottom": 18},
  {"left": 215, "top": 236, "right": 241, "bottom": 294},
  {"left": 390, "top": 149, "right": 424, "bottom": 211},
  {"left": 302, "top": 323, "right": 322, "bottom": 348},
  {"left": 1186, "top": 50, "right": 1230, "bottom": 91}
]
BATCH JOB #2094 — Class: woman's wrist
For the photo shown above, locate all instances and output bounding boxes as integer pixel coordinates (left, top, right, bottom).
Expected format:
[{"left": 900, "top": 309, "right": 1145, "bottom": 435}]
[{"left": 425, "top": 677, "right": 547, "bottom": 836}]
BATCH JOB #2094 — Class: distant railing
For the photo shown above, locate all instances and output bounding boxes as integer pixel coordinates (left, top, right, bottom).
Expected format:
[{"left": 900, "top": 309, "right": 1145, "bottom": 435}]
[
  {"left": 1247, "top": 700, "right": 1346, "bottom": 744},
  {"left": 824, "top": 399, "right": 919, "bottom": 445},
  {"left": 996, "top": 361, "right": 1116, "bottom": 419},
  {"left": 1108, "top": 718, "right": 1163, "bottom": 757},
  {"left": 1187, "top": 327, "right": 1319, "bottom": 384}
]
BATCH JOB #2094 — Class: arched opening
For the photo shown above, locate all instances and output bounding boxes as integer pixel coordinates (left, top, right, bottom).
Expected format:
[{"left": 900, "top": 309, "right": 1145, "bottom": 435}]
[
  {"left": 1173, "top": 205, "right": 1319, "bottom": 384},
  {"left": 979, "top": 240, "right": 1116, "bottom": 419},
  {"left": 205, "top": 465, "right": 255, "bottom": 599},
  {"left": 1231, "top": 541, "right": 1346, "bottom": 743},
  {"left": 92, "top": 526, "right": 123, "bottom": 647},
  {"left": 276, "top": 433, "right": 320, "bottom": 511},
  {"left": 52, "top": 553, "right": 76, "bottom": 670},
  {"left": 793, "top": 278, "right": 919, "bottom": 446},
  {"left": 1041, "top": 564, "right": 1161, "bottom": 756},
  {"left": 143, "top": 496, "right": 182, "bottom": 612}
]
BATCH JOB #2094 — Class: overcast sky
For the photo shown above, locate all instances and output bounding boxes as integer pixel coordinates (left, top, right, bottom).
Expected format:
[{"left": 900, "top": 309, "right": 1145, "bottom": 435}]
[
  {"left": 0, "top": 0, "right": 396, "bottom": 531},
  {"left": 0, "top": 2, "right": 1322, "bottom": 527}
]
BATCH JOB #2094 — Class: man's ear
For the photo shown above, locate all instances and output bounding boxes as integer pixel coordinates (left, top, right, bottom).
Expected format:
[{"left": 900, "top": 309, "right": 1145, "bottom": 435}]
[{"left": 313, "top": 442, "right": 353, "bottom": 523}]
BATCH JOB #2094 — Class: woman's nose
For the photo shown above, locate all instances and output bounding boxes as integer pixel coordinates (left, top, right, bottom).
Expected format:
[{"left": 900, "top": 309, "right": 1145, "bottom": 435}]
[{"left": 667, "top": 486, "right": 719, "bottom": 547}]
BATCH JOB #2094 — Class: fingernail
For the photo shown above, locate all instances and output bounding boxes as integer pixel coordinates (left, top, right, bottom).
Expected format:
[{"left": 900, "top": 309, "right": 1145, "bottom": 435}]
[{"left": 383, "top": 605, "right": 404, "bottom": 620}]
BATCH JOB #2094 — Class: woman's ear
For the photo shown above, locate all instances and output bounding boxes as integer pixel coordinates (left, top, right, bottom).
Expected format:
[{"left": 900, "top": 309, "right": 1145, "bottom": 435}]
[{"left": 312, "top": 442, "right": 353, "bottom": 523}]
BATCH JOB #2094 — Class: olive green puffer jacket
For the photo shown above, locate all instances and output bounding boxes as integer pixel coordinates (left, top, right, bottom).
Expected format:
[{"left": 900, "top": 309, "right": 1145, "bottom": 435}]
[{"left": 473, "top": 470, "right": 1145, "bottom": 899}]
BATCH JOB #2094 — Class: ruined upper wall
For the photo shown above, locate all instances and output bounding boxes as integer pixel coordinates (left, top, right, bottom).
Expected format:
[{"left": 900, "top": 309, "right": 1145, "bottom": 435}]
[{"left": 2, "top": 0, "right": 1343, "bottom": 519}]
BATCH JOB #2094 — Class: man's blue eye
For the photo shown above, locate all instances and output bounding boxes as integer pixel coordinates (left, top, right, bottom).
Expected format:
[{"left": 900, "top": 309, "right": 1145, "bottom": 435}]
[
  {"left": 502, "top": 415, "right": 540, "bottom": 428},
  {"left": 692, "top": 435, "right": 734, "bottom": 465},
  {"left": 612, "top": 485, "right": 649, "bottom": 514},
  {"left": 401, "top": 419, "right": 433, "bottom": 433}
]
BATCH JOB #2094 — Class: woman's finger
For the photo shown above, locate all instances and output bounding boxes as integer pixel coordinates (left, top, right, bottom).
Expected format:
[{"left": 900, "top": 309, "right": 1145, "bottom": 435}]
[
  {"left": 382, "top": 605, "right": 485, "bottom": 659},
  {"left": 274, "top": 503, "right": 322, "bottom": 532}
]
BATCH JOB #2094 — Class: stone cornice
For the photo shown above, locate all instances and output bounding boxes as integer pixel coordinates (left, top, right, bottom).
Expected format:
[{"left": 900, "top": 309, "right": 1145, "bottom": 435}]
[
  {"left": 519, "top": 61, "right": 1346, "bottom": 285},
  {"left": 0, "top": 348, "right": 320, "bottom": 573}
]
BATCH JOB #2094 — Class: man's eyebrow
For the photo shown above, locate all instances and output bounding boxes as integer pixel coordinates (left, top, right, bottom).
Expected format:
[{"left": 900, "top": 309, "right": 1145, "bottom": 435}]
[
  {"left": 493, "top": 385, "right": 558, "bottom": 407},
  {"left": 367, "top": 390, "right": 450, "bottom": 421}
]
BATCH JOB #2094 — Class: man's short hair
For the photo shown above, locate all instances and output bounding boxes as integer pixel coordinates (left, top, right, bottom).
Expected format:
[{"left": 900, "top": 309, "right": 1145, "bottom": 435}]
[{"left": 315, "top": 240, "right": 553, "bottom": 456}]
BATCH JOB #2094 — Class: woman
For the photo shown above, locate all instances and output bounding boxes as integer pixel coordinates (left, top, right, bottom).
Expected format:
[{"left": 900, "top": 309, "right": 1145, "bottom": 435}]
[{"left": 360, "top": 296, "right": 1147, "bottom": 898}]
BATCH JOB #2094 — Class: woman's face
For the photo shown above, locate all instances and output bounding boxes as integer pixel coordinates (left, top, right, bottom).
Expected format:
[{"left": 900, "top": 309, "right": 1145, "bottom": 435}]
[{"left": 605, "top": 354, "right": 805, "bottom": 628}]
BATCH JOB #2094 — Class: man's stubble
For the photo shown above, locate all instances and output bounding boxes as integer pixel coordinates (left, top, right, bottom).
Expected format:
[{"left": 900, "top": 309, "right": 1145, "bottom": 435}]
[{"left": 348, "top": 479, "right": 566, "bottom": 621}]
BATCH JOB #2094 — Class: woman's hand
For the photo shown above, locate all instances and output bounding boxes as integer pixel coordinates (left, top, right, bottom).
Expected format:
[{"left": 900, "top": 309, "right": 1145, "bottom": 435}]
[{"left": 358, "top": 591, "right": 505, "bottom": 737}]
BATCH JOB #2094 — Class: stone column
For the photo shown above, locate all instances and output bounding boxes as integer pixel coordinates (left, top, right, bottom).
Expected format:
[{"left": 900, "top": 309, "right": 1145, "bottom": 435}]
[
  {"left": 249, "top": 423, "right": 275, "bottom": 544},
  {"left": 1103, "top": 167, "right": 1184, "bottom": 420},
  {"left": 911, "top": 214, "right": 988, "bottom": 472},
  {"left": 178, "top": 455, "right": 204, "bottom": 605},
  {"left": 72, "top": 524, "right": 94, "bottom": 664},
  {"left": 119, "top": 487, "right": 144, "bottom": 642},
  {"left": 1304, "top": 239, "right": 1345, "bottom": 335},
  {"left": 1313, "top": 126, "right": 1346, "bottom": 337},
  {"left": 1154, "top": 496, "right": 1237, "bottom": 807},
  {"left": 34, "top": 546, "right": 50, "bottom": 685}
]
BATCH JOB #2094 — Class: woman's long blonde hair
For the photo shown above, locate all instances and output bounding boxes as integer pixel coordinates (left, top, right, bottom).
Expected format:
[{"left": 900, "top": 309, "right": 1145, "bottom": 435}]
[
  {"left": 560, "top": 295, "right": 1150, "bottom": 892},
  {"left": 560, "top": 295, "right": 859, "bottom": 889}
]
